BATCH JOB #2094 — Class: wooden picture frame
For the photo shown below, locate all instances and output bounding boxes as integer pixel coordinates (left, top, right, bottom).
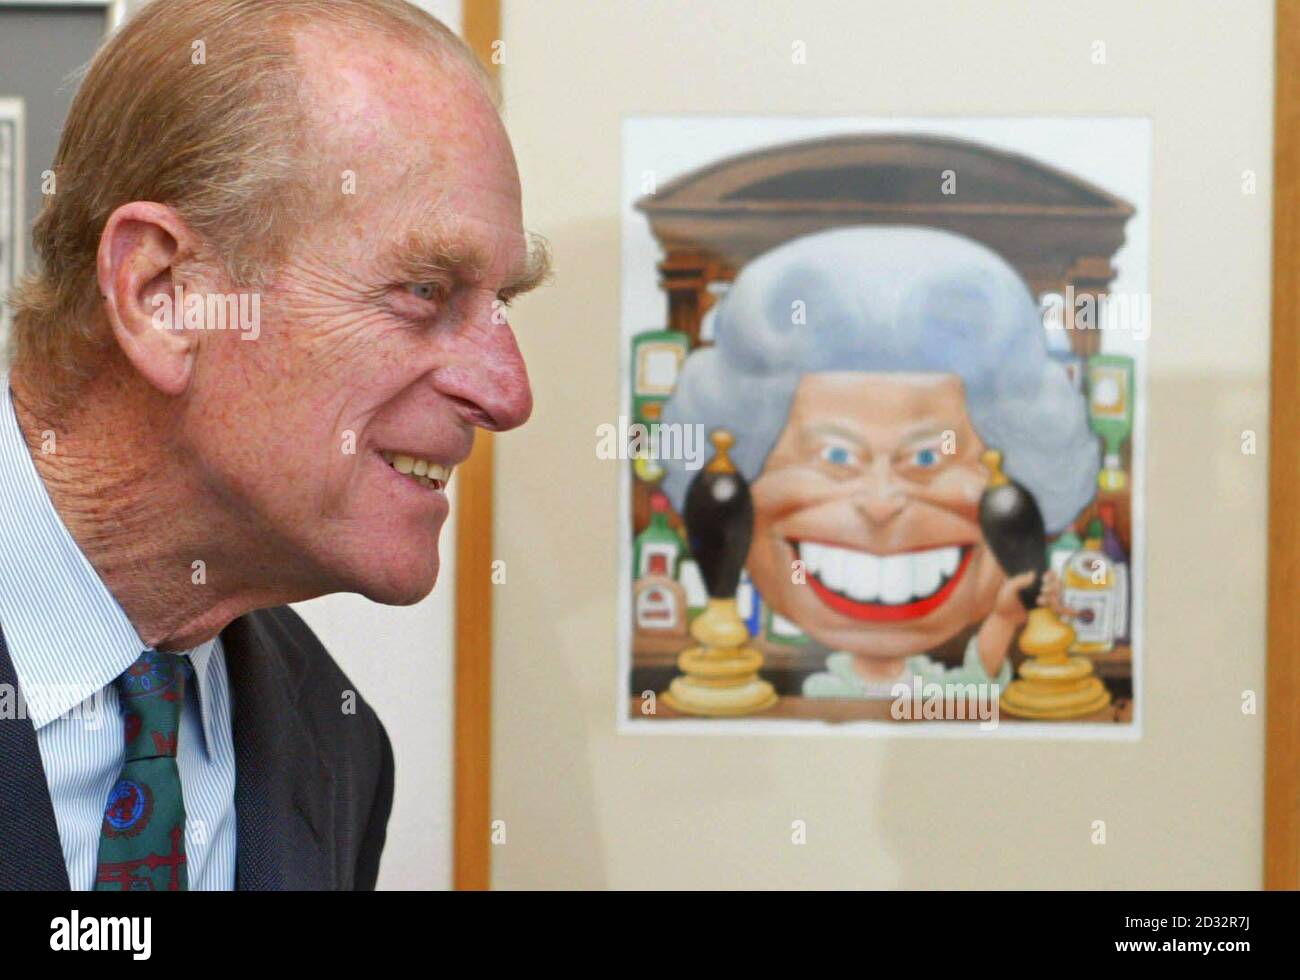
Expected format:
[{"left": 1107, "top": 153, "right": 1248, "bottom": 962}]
[
  {"left": 459, "top": 1, "right": 1279, "bottom": 888},
  {"left": 1267, "top": 0, "right": 1299, "bottom": 891},
  {"left": 454, "top": 0, "right": 501, "bottom": 893}
]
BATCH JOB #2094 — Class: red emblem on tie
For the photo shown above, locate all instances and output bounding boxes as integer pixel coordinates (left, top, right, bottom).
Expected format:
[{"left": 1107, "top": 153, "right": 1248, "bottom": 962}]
[{"left": 152, "top": 732, "right": 178, "bottom": 756}]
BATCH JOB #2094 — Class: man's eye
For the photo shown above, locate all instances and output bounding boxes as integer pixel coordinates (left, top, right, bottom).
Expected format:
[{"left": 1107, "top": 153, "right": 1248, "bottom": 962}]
[
  {"left": 404, "top": 282, "right": 441, "bottom": 302},
  {"left": 912, "top": 447, "right": 939, "bottom": 468}
]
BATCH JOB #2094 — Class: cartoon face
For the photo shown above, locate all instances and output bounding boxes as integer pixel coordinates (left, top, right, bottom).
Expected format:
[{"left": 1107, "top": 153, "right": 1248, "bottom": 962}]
[{"left": 747, "top": 371, "right": 1007, "bottom": 659}]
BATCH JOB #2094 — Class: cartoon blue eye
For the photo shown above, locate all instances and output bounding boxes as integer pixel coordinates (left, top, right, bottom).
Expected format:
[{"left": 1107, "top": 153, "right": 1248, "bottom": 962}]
[
  {"left": 913, "top": 447, "right": 939, "bottom": 468},
  {"left": 821, "top": 445, "right": 854, "bottom": 466}
]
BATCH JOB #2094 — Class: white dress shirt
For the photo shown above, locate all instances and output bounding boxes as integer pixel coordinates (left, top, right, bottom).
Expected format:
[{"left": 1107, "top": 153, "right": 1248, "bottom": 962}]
[{"left": 0, "top": 377, "right": 237, "bottom": 889}]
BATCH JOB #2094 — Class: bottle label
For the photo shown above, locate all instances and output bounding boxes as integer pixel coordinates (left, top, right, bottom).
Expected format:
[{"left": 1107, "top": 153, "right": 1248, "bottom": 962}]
[
  {"left": 638, "top": 542, "right": 679, "bottom": 579},
  {"left": 635, "top": 582, "right": 683, "bottom": 632},
  {"left": 1064, "top": 589, "right": 1115, "bottom": 645}
]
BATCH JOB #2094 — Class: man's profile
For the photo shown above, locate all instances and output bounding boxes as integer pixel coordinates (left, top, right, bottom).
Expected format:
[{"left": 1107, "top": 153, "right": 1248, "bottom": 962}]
[{"left": 0, "top": 0, "right": 548, "bottom": 890}]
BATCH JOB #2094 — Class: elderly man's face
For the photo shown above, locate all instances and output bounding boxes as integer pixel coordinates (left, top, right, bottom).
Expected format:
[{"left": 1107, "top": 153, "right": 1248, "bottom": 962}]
[
  {"left": 748, "top": 372, "right": 1007, "bottom": 659},
  {"left": 182, "top": 31, "right": 536, "bottom": 605}
]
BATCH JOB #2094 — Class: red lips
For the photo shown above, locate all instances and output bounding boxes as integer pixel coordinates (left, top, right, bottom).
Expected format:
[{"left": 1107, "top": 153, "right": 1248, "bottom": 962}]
[{"left": 804, "top": 546, "right": 974, "bottom": 622}]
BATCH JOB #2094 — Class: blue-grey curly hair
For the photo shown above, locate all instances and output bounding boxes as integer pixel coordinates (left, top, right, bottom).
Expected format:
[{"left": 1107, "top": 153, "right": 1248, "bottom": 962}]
[{"left": 659, "top": 225, "right": 1099, "bottom": 533}]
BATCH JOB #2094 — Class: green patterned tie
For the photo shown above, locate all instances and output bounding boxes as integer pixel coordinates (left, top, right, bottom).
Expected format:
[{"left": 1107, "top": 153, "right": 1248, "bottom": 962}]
[{"left": 94, "top": 651, "right": 191, "bottom": 891}]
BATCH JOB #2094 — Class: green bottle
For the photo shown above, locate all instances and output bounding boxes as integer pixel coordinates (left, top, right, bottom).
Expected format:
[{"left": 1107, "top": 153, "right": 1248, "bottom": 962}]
[
  {"left": 630, "top": 329, "right": 690, "bottom": 426},
  {"left": 634, "top": 492, "right": 684, "bottom": 581},
  {"left": 1087, "top": 354, "right": 1135, "bottom": 492},
  {"left": 1047, "top": 528, "right": 1082, "bottom": 577}
]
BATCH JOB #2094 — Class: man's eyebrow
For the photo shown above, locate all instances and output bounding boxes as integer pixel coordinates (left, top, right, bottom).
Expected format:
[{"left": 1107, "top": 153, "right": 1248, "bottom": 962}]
[
  {"left": 897, "top": 423, "right": 951, "bottom": 447},
  {"left": 804, "top": 422, "right": 869, "bottom": 449},
  {"left": 500, "top": 230, "right": 553, "bottom": 299},
  {"left": 387, "top": 227, "right": 553, "bottom": 299}
]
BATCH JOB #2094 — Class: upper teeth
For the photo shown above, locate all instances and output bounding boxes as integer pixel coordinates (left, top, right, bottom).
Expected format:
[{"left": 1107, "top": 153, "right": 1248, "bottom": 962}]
[
  {"left": 381, "top": 451, "right": 452, "bottom": 485},
  {"left": 798, "top": 542, "right": 962, "bottom": 604}
]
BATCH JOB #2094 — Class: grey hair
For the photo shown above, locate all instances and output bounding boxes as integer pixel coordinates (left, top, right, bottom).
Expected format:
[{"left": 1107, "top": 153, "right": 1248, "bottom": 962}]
[{"left": 659, "top": 226, "right": 1099, "bottom": 533}]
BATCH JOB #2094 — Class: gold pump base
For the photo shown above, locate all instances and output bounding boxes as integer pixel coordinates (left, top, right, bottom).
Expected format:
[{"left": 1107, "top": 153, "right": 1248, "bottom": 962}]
[
  {"left": 661, "top": 598, "right": 778, "bottom": 717},
  {"left": 999, "top": 607, "right": 1112, "bottom": 720}
]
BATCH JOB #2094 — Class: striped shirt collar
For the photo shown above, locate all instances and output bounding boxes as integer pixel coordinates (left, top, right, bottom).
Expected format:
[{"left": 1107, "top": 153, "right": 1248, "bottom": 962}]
[{"left": 0, "top": 376, "right": 217, "bottom": 752}]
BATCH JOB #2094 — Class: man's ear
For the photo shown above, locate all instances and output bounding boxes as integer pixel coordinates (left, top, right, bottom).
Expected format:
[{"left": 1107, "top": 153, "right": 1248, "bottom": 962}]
[{"left": 96, "top": 201, "right": 205, "bottom": 397}]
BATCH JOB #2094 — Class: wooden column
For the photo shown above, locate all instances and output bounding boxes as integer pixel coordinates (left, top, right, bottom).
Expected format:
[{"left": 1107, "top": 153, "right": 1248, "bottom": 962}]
[
  {"left": 1267, "top": 0, "right": 1300, "bottom": 892},
  {"left": 453, "top": 0, "right": 501, "bottom": 894}
]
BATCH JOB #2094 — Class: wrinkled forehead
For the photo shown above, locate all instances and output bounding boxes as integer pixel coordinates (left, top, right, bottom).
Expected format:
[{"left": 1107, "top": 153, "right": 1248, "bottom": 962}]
[
  {"left": 792, "top": 372, "right": 967, "bottom": 411},
  {"left": 784, "top": 372, "right": 976, "bottom": 441},
  {"left": 286, "top": 25, "right": 525, "bottom": 268},
  {"left": 292, "top": 24, "right": 517, "bottom": 201}
]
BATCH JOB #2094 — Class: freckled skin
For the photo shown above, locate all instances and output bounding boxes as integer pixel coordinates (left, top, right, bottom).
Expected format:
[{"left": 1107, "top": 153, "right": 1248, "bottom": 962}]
[
  {"left": 747, "top": 373, "right": 1036, "bottom": 681},
  {"left": 180, "top": 28, "right": 533, "bottom": 607}
]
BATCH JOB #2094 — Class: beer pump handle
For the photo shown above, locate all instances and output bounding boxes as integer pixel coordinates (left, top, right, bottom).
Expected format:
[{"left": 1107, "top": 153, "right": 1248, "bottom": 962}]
[
  {"left": 682, "top": 430, "right": 754, "bottom": 600},
  {"left": 977, "top": 449, "right": 1047, "bottom": 611}
]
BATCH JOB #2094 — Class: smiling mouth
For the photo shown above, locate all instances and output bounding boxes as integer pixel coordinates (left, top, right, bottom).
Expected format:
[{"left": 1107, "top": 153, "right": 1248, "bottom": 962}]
[
  {"left": 792, "top": 540, "right": 974, "bottom": 622},
  {"left": 380, "top": 450, "right": 453, "bottom": 491}
]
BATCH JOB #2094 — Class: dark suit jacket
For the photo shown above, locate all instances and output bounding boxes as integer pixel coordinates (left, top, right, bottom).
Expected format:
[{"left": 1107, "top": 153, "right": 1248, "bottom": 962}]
[{"left": 0, "top": 605, "right": 394, "bottom": 890}]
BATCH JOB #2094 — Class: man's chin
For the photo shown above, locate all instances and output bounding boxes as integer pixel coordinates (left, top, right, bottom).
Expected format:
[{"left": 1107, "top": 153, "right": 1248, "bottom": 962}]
[{"left": 353, "top": 558, "right": 441, "bottom": 607}]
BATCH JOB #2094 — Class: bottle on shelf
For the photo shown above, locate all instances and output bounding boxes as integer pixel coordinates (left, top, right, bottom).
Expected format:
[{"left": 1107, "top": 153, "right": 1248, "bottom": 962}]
[
  {"left": 1062, "top": 517, "right": 1120, "bottom": 655},
  {"left": 634, "top": 492, "right": 684, "bottom": 580},
  {"left": 676, "top": 556, "right": 709, "bottom": 620},
  {"left": 633, "top": 553, "right": 688, "bottom": 638},
  {"left": 1087, "top": 354, "right": 1135, "bottom": 492},
  {"left": 1047, "top": 527, "right": 1083, "bottom": 578},
  {"left": 737, "top": 569, "right": 762, "bottom": 639},
  {"left": 630, "top": 328, "right": 691, "bottom": 426},
  {"left": 1097, "top": 502, "right": 1130, "bottom": 646}
]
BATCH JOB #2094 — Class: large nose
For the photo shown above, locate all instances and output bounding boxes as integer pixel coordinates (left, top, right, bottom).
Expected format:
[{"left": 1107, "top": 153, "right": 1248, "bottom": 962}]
[
  {"left": 436, "top": 315, "right": 534, "bottom": 432},
  {"left": 852, "top": 458, "right": 907, "bottom": 526}
]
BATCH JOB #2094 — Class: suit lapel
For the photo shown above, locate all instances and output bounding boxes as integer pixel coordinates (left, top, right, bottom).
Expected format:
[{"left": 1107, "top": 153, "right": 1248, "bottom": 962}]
[
  {"left": 223, "top": 612, "right": 336, "bottom": 891},
  {"left": 0, "top": 626, "right": 71, "bottom": 890}
]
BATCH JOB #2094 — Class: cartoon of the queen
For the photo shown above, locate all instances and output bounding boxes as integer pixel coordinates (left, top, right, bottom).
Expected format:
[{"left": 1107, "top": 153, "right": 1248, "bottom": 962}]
[{"left": 660, "top": 226, "right": 1100, "bottom": 698}]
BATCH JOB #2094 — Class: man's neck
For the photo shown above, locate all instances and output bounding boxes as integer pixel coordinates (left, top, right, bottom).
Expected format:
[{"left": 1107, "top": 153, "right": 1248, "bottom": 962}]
[{"left": 10, "top": 367, "right": 307, "bottom": 651}]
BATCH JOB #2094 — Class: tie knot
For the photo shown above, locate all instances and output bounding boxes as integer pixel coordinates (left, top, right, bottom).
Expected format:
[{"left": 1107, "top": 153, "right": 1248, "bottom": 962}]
[{"left": 116, "top": 651, "right": 190, "bottom": 761}]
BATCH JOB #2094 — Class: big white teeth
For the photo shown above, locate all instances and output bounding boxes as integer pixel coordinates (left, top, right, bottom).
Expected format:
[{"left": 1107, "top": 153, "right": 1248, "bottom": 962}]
[
  {"left": 820, "top": 545, "right": 846, "bottom": 592},
  {"left": 843, "top": 551, "right": 877, "bottom": 601},
  {"left": 799, "top": 542, "right": 963, "bottom": 605},
  {"left": 879, "top": 555, "right": 911, "bottom": 604},
  {"left": 910, "top": 550, "right": 942, "bottom": 598},
  {"left": 383, "top": 451, "right": 453, "bottom": 489}
]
